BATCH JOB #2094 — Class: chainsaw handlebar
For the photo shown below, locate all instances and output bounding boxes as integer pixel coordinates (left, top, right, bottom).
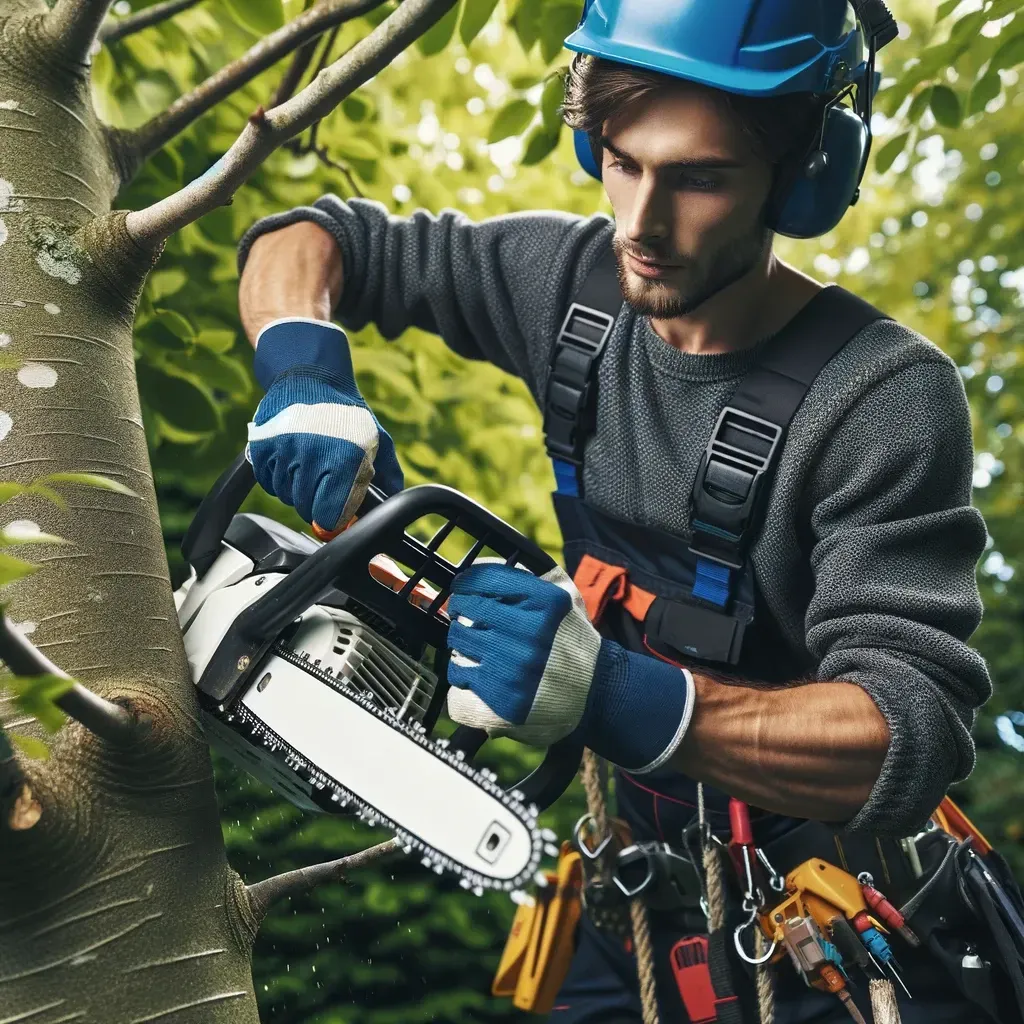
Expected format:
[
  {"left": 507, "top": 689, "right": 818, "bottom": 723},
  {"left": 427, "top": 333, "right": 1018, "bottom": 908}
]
[{"left": 185, "top": 451, "right": 580, "bottom": 812}]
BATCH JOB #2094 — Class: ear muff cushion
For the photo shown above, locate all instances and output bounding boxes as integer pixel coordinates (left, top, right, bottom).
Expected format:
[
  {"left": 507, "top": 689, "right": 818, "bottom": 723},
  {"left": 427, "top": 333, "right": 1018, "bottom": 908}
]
[
  {"left": 767, "top": 103, "right": 868, "bottom": 239},
  {"left": 574, "top": 129, "right": 603, "bottom": 181}
]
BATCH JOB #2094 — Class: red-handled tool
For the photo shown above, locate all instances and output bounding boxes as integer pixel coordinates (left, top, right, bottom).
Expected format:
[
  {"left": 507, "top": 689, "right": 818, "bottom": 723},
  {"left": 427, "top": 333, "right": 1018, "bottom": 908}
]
[{"left": 858, "top": 872, "right": 920, "bottom": 947}]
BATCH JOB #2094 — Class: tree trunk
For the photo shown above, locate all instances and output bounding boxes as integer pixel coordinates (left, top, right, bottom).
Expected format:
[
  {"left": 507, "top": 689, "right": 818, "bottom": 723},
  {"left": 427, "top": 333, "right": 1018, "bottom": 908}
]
[{"left": 0, "top": 4, "right": 262, "bottom": 1020}]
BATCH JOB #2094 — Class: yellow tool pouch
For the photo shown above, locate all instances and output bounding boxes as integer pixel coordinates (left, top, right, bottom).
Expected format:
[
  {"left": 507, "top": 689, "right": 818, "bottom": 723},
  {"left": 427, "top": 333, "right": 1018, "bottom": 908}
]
[{"left": 491, "top": 841, "right": 584, "bottom": 1014}]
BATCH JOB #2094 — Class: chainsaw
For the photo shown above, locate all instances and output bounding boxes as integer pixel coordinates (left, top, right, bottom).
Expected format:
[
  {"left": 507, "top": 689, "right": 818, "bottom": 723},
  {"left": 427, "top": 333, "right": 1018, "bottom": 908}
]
[{"left": 174, "top": 452, "right": 582, "bottom": 894}]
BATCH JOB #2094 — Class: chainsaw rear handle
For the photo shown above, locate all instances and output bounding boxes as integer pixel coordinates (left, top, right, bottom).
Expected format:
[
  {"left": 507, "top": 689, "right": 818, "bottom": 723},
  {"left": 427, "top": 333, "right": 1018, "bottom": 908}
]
[{"left": 187, "top": 451, "right": 582, "bottom": 812}]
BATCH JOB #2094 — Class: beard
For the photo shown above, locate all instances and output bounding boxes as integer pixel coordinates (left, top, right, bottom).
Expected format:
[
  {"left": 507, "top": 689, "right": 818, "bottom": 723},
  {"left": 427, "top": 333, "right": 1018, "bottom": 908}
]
[{"left": 612, "top": 224, "right": 772, "bottom": 319}]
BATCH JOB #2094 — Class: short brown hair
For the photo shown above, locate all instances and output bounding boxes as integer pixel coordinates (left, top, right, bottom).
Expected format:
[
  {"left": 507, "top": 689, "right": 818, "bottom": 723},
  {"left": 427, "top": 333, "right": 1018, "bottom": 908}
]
[{"left": 562, "top": 53, "right": 828, "bottom": 170}]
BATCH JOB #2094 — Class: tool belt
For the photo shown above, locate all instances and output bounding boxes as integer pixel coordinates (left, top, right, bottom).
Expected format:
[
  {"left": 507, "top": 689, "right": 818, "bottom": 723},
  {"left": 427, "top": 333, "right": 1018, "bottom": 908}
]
[{"left": 493, "top": 800, "right": 1024, "bottom": 1021}]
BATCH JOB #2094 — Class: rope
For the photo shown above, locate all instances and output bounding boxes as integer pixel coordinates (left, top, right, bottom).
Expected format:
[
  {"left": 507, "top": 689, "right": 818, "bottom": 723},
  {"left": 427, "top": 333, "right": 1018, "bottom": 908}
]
[
  {"left": 581, "top": 748, "right": 660, "bottom": 1023},
  {"left": 868, "top": 977, "right": 902, "bottom": 1024},
  {"left": 755, "top": 930, "right": 775, "bottom": 1024},
  {"left": 629, "top": 896, "right": 660, "bottom": 1024}
]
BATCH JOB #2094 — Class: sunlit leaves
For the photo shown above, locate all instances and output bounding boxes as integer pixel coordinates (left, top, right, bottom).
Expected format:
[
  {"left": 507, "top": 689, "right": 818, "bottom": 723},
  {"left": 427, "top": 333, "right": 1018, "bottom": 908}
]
[
  {"left": 416, "top": 0, "right": 463, "bottom": 56},
  {"left": 540, "top": 72, "right": 565, "bottom": 131},
  {"left": 5, "top": 674, "right": 73, "bottom": 732},
  {"left": 969, "top": 70, "right": 1002, "bottom": 115},
  {"left": 487, "top": 98, "right": 534, "bottom": 142},
  {"left": 874, "top": 131, "right": 911, "bottom": 174},
  {"left": 223, "top": 0, "right": 284, "bottom": 36},
  {"left": 459, "top": 0, "right": 500, "bottom": 45},
  {"left": 39, "top": 472, "right": 138, "bottom": 498},
  {"left": 539, "top": 1, "right": 582, "bottom": 63},
  {"left": 0, "top": 553, "right": 37, "bottom": 587},
  {"left": 521, "top": 122, "right": 560, "bottom": 164},
  {"left": 930, "top": 84, "right": 962, "bottom": 128}
]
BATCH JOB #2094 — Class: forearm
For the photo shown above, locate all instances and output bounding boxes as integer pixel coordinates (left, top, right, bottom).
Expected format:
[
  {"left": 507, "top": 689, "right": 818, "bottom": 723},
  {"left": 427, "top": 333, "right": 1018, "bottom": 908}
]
[
  {"left": 669, "top": 672, "right": 890, "bottom": 823},
  {"left": 238, "top": 221, "right": 344, "bottom": 346}
]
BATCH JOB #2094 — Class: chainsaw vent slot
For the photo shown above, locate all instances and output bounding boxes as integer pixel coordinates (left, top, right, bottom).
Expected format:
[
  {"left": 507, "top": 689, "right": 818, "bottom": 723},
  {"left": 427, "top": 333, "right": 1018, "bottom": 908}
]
[{"left": 289, "top": 608, "right": 438, "bottom": 723}]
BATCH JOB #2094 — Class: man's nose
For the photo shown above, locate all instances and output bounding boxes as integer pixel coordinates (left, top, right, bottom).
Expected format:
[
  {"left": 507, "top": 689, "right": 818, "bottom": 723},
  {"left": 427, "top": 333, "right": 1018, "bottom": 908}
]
[{"left": 625, "top": 175, "right": 670, "bottom": 248}]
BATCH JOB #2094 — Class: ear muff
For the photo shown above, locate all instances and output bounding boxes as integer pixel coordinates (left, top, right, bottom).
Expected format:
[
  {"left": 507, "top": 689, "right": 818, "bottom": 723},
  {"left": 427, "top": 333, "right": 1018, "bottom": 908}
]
[
  {"left": 765, "top": 102, "right": 868, "bottom": 239},
  {"left": 573, "top": 128, "right": 603, "bottom": 180}
]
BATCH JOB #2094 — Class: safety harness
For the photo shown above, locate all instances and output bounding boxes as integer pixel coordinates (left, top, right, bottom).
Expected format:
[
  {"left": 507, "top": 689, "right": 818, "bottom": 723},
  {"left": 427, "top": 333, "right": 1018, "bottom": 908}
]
[{"left": 492, "top": 243, "right": 1024, "bottom": 1023}]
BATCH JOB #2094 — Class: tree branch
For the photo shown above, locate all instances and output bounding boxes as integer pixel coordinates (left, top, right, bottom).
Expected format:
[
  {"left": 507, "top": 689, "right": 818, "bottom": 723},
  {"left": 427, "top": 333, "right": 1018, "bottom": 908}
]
[
  {"left": 0, "top": 721, "right": 40, "bottom": 832},
  {"left": 268, "top": 36, "right": 321, "bottom": 110},
  {"left": 0, "top": 614, "right": 137, "bottom": 745},
  {"left": 98, "top": 0, "right": 202, "bottom": 44},
  {"left": 121, "top": 0, "right": 383, "bottom": 172},
  {"left": 125, "top": 0, "right": 458, "bottom": 247},
  {"left": 246, "top": 838, "right": 400, "bottom": 925},
  {"left": 43, "top": 0, "right": 116, "bottom": 67}
]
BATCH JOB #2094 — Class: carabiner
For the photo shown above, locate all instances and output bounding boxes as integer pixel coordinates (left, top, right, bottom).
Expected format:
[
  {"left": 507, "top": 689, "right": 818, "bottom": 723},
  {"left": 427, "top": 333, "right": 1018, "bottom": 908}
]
[
  {"left": 733, "top": 900, "right": 778, "bottom": 966},
  {"left": 573, "top": 812, "right": 613, "bottom": 860},
  {"left": 757, "top": 846, "right": 787, "bottom": 893}
]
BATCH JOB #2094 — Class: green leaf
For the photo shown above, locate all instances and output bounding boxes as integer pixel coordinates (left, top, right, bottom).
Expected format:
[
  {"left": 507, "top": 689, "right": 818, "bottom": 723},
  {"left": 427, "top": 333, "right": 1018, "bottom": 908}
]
[
  {"left": 936, "top": 0, "right": 961, "bottom": 20},
  {"left": 874, "top": 132, "right": 910, "bottom": 174},
  {"left": 40, "top": 472, "right": 137, "bottom": 497},
  {"left": 8, "top": 674, "right": 73, "bottom": 732},
  {"left": 136, "top": 363, "right": 221, "bottom": 434},
  {"left": 460, "top": 0, "right": 500, "bottom": 45},
  {"left": 0, "top": 552, "right": 37, "bottom": 586},
  {"left": 990, "top": 30, "right": 1024, "bottom": 72},
  {"left": 539, "top": 2, "right": 582, "bottom": 64},
  {"left": 223, "top": 0, "right": 284, "bottom": 35},
  {"left": 416, "top": 0, "right": 462, "bottom": 56},
  {"left": 332, "top": 133, "right": 381, "bottom": 161},
  {"left": 0, "top": 483, "right": 26, "bottom": 504},
  {"left": 929, "top": 85, "right": 962, "bottom": 128},
  {"left": 487, "top": 99, "right": 535, "bottom": 143},
  {"left": 195, "top": 328, "right": 238, "bottom": 354},
  {"left": 969, "top": 70, "right": 1003, "bottom": 116},
  {"left": 10, "top": 733, "right": 50, "bottom": 761},
  {"left": 342, "top": 93, "right": 371, "bottom": 123},
  {"left": 167, "top": 348, "right": 251, "bottom": 398},
  {"left": 540, "top": 73, "right": 565, "bottom": 132},
  {"left": 521, "top": 123, "right": 560, "bottom": 165},
  {"left": 510, "top": 0, "right": 544, "bottom": 54},
  {"left": 148, "top": 268, "right": 188, "bottom": 303},
  {"left": 907, "top": 85, "right": 934, "bottom": 124}
]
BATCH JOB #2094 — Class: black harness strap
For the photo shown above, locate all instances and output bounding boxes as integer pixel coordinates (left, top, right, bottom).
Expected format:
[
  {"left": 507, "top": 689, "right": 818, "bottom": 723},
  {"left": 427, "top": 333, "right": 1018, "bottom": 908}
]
[
  {"left": 543, "top": 244, "right": 622, "bottom": 496},
  {"left": 688, "top": 286, "right": 889, "bottom": 571}
]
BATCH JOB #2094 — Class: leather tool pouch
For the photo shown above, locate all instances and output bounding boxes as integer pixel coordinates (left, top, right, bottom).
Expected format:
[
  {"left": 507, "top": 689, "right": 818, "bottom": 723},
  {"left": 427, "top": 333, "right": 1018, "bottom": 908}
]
[{"left": 902, "top": 830, "right": 1024, "bottom": 1023}]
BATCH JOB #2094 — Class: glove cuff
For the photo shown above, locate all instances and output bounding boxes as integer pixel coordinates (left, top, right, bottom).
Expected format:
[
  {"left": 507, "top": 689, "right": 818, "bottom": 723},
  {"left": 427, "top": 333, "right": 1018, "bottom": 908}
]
[
  {"left": 253, "top": 318, "right": 355, "bottom": 391},
  {"left": 585, "top": 639, "right": 695, "bottom": 774}
]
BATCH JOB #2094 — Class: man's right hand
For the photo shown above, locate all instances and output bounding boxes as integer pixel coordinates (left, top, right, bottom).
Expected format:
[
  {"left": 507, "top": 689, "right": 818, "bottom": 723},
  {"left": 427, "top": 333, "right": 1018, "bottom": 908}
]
[{"left": 247, "top": 319, "right": 404, "bottom": 533}]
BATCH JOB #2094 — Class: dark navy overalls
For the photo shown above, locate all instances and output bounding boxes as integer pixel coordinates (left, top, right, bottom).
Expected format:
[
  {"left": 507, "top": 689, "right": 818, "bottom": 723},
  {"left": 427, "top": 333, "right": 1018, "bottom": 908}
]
[{"left": 537, "top": 246, "right": 977, "bottom": 1023}]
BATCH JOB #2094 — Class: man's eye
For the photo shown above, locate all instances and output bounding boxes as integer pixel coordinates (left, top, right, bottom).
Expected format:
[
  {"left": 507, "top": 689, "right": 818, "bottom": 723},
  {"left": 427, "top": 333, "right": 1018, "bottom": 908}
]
[
  {"left": 609, "top": 159, "right": 639, "bottom": 176},
  {"left": 680, "top": 176, "right": 719, "bottom": 192}
]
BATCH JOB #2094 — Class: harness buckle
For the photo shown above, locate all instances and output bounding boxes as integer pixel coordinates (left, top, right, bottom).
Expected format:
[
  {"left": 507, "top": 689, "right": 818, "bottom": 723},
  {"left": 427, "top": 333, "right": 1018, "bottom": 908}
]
[
  {"left": 613, "top": 841, "right": 704, "bottom": 912},
  {"left": 689, "top": 406, "right": 784, "bottom": 569},
  {"left": 543, "top": 302, "right": 616, "bottom": 464}
]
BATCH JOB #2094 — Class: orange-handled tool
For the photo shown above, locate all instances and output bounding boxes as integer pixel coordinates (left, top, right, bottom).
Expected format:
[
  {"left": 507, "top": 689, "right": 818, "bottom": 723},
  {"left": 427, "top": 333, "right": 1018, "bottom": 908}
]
[{"left": 311, "top": 516, "right": 357, "bottom": 542}]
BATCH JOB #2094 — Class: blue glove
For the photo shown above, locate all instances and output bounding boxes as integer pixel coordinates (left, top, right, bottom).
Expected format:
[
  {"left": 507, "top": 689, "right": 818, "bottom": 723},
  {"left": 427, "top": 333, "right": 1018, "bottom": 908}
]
[
  {"left": 445, "top": 562, "right": 695, "bottom": 773},
  {"left": 246, "top": 318, "right": 403, "bottom": 531}
]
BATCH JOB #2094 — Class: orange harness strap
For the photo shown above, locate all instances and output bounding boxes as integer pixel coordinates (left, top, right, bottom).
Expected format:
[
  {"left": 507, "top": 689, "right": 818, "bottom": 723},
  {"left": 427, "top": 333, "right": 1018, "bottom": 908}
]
[{"left": 572, "top": 553, "right": 657, "bottom": 628}]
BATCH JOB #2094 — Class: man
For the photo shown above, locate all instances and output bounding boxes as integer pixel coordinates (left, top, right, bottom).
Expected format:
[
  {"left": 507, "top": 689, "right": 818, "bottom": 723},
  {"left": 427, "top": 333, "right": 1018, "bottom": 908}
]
[{"left": 235, "top": 2, "right": 993, "bottom": 1019}]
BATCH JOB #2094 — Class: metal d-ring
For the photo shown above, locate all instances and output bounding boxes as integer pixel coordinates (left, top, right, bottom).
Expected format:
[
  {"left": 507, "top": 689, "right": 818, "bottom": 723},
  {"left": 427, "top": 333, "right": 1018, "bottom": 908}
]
[
  {"left": 733, "top": 899, "right": 777, "bottom": 966},
  {"left": 612, "top": 844, "right": 655, "bottom": 899},
  {"left": 573, "top": 812, "right": 613, "bottom": 860}
]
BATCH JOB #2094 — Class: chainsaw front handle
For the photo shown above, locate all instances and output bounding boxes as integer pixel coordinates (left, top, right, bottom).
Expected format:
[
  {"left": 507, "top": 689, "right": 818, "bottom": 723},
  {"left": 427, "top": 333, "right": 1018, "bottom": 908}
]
[{"left": 184, "top": 450, "right": 582, "bottom": 813}]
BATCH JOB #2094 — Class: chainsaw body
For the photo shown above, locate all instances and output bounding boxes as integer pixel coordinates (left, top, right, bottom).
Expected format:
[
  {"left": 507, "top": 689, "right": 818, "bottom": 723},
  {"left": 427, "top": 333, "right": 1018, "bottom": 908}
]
[{"left": 175, "top": 454, "right": 582, "bottom": 891}]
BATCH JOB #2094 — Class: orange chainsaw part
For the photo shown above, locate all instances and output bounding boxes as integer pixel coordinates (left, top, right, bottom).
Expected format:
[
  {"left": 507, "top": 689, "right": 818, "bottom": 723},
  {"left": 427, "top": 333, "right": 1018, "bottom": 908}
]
[{"left": 311, "top": 515, "right": 449, "bottom": 614}]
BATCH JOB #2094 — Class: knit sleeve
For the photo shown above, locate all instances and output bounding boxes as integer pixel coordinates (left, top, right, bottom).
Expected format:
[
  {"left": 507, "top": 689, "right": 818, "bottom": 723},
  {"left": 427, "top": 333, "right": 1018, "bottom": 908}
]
[
  {"left": 803, "top": 357, "right": 992, "bottom": 836},
  {"left": 237, "top": 195, "right": 613, "bottom": 397}
]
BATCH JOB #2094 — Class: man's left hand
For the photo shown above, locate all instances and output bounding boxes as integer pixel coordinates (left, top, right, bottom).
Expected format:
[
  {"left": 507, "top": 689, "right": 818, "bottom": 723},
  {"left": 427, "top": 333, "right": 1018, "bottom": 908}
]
[{"left": 445, "top": 562, "right": 695, "bottom": 773}]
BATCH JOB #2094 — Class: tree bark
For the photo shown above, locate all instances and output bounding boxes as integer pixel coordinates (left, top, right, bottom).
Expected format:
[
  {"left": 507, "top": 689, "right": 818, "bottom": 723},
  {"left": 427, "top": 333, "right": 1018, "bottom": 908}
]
[
  {"left": 0, "top": 0, "right": 460, "bottom": 1015},
  {"left": 0, "top": 7, "right": 259, "bottom": 1023}
]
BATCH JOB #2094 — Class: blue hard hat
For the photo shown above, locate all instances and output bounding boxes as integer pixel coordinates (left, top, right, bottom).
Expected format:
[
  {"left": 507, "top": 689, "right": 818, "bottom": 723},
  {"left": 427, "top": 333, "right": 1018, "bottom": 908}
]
[
  {"left": 563, "top": 0, "right": 898, "bottom": 238},
  {"left": 564, "top": 0, "right": 863, "bottom": 97}
]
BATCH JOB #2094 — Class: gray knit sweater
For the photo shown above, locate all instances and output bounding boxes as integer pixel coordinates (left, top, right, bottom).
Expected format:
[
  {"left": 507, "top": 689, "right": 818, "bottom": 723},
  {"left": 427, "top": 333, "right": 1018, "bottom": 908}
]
[{"left": 237, "top": 196, "right": 992, "bottom": 837}]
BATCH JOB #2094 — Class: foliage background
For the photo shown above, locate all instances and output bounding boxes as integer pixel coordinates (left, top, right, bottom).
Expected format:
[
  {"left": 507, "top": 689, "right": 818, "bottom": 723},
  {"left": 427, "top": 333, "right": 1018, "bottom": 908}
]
[{"left": 84, "top": 0, "right": 1024, "bottom": 1018}]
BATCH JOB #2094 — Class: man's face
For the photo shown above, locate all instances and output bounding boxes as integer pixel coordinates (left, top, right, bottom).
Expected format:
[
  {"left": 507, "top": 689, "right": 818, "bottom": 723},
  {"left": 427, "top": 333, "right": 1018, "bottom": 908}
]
[{"left": 601, "top": 83, "right": 776, "bottom": 318}]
